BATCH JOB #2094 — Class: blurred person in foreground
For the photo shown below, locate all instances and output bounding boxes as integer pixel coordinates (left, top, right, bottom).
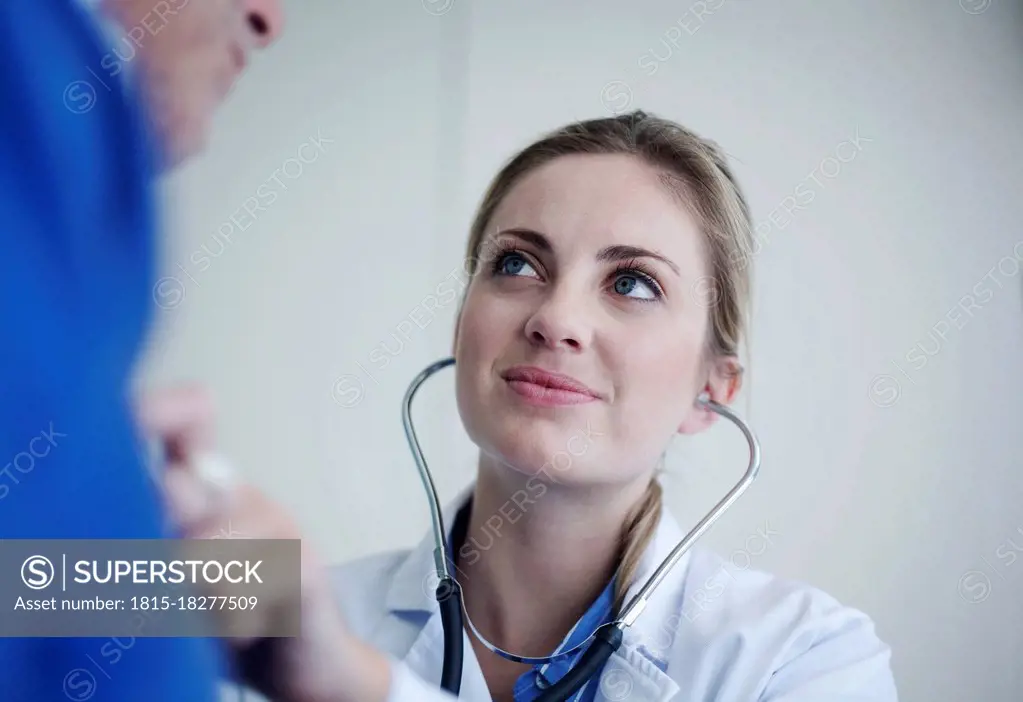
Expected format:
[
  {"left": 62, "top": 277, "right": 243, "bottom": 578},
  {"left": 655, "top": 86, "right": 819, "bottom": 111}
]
[{"left": 0, "top": 0, "right": 286, "bottom": 700}]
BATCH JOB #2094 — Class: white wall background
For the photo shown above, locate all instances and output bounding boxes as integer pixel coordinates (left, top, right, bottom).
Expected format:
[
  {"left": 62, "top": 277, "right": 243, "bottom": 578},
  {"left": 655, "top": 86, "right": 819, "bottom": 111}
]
[{"left": 139, "top": 1, "right": 1023, "bottom": 699}]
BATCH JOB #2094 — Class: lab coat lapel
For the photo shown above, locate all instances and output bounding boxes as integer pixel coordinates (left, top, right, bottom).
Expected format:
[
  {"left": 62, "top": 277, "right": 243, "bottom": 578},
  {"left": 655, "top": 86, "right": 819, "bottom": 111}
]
[
  {"left": 383, "top": 484, "right": 492, "bottom": 698},
  {"left": 401, "top": 608, "right": 492, "bottom": 699},
  {"left": 592, "top": 508, "right": 692, "bottom": 702},
  {"left": 384, "top": 483, "right": 474, "bottom": 616}
]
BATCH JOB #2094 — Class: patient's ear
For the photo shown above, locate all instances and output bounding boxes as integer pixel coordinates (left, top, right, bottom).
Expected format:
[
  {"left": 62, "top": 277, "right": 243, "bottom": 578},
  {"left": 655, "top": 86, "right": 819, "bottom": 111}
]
[{"left": 677, "top": 356, "right": 743, "bottom": 435}]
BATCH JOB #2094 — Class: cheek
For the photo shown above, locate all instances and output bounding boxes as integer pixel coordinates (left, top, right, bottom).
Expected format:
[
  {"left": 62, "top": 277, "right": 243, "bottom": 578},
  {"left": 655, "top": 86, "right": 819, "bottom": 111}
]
[
  {"left": 142, "top": 12, "right": 227, "bottom": 88},
  {"left": 624, "top": 343, "right": 688, "bottom": 402},
  {"left": 456, "top": 284, "right": 518, "bottom": 361},
  {"left": 455, "top": 286, "right": 519, "bottom": 452},
  {"left": 613, "top": 320, "right": 704, "bottom": 418}
]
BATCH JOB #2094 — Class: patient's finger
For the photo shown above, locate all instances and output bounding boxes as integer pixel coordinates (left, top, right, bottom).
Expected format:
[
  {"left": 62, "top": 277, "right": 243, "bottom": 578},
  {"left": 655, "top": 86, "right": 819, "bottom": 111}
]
[
  {"left": 136, "top": 384, "right": 217, "bottom": 462},
  {"left": 162, "top": 461, "right": 218, "bottom": 528}
]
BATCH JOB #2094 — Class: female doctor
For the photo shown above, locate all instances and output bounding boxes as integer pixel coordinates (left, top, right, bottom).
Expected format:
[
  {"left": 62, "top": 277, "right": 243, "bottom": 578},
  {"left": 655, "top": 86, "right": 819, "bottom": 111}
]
[{"left": 152, "top": 110, "right": 899, "bottom": 702}]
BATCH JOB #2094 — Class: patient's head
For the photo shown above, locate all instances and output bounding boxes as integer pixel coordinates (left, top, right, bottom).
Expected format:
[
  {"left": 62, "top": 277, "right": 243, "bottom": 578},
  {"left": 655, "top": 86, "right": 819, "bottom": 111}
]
[
  {"left": 454, "top": 111, "right": 753, "bottom": 492},
  {"left": 100, "top": 0, "right": 285, "bottom": 167}
]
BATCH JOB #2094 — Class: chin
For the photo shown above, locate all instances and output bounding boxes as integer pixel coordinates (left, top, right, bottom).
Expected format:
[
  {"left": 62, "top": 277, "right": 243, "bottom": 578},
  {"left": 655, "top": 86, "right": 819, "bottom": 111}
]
[
  {"left": 479, "top": 407, "right": 608, "bottom": 484},
  {"left": 160, "top": 119, "right": 212, "bottom": 171}
]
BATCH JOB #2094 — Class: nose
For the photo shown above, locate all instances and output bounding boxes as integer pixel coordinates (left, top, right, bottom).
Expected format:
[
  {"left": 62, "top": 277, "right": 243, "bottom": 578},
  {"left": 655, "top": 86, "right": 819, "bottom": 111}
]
[
  {"left": 241, "top": 0, "right": 285, "bottom": 48},
  {"left": 523, "top": 290, "right": 593, "bottom": 353}
]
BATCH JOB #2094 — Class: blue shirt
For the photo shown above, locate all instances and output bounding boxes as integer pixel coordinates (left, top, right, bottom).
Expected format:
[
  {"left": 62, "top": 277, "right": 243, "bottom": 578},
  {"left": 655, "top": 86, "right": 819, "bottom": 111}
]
[
  {"left": 0, "top": 0, "right": 224, "bottom": 699},
  {"left": 448, "top": 501, "right": 614, "bottom": 702}
]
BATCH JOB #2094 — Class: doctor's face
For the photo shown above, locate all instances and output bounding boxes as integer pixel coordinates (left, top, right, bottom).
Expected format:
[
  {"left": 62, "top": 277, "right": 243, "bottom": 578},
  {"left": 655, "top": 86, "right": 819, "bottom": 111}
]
[
  {"left": 455, "top": 153, "right": 715, "bottom": 488},
  {"left": 100, "top": 0, "right": 285, "bottom": 167}
]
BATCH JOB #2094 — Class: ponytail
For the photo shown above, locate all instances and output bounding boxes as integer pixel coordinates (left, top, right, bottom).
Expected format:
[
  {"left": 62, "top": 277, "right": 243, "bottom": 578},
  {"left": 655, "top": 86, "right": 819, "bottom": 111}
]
[{"left": 613, "top": 477, "right": 664, "bottom": 614}]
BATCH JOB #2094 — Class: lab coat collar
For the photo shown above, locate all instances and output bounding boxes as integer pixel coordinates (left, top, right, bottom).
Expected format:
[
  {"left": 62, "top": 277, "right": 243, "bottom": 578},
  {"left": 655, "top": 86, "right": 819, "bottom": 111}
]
[
  {"left": 385, "top": 482, "right": 689, "bottom": 701},
  {"left": 384, "top": 482, "right": 475, "bottom": 616}
]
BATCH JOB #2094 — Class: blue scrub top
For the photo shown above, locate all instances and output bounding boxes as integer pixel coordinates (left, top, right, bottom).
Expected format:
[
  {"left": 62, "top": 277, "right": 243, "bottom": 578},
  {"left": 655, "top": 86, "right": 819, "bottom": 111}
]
[{"left": 0, "top": 0, "right": 225, "bottom": 699}]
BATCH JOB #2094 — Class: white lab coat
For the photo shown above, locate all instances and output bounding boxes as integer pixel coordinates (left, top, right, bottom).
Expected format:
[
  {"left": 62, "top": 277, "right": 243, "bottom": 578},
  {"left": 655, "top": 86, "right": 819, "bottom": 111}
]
[{"left": 328, "top": 484, "right": 899, "bottom": 701}]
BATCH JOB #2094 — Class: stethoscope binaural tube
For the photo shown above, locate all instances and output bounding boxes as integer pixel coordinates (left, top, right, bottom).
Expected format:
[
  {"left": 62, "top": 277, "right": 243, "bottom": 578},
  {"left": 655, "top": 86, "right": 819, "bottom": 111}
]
[
  {"left": 401, "top": 357, "right": 762, "bottom": 700},
  {"left": 401, "top": 357, "right": 463, "bottom": 694}
]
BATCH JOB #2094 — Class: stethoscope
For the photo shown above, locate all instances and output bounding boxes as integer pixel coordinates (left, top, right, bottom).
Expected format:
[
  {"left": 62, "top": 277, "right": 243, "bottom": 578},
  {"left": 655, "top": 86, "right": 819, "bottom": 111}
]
[{"left": 402, "top": 357, "right": 762, "bottom": 701}]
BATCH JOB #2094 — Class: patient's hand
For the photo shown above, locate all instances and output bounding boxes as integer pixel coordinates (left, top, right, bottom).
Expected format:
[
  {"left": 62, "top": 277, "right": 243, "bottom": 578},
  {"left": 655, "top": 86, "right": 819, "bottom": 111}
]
[{"left": 137, "top": 386, "right": 392, "bottom": 702}]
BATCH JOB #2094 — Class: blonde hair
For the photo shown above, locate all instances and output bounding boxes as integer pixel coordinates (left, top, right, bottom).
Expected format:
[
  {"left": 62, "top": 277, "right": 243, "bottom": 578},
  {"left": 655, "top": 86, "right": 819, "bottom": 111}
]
[{"left": 456, "top": 110, "right": 754, "bottom": 614}]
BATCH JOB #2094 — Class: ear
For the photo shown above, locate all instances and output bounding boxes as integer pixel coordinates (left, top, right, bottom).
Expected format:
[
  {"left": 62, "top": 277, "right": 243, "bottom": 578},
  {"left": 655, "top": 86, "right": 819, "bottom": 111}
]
[{"left": 677, "top": 356, "right": 743, "bottom": 435}]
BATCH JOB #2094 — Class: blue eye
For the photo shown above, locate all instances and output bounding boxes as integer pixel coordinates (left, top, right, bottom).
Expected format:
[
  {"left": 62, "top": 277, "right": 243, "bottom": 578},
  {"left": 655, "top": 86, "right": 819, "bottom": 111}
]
[
  {"left": 613, "top": 272, "right": 659, "bottom": 300},
  {"left": 488, "top": 249, "right": 664, "bottom": 302},
  {"left": 495, "top": 252, "right": 538, "bottom": 278}
]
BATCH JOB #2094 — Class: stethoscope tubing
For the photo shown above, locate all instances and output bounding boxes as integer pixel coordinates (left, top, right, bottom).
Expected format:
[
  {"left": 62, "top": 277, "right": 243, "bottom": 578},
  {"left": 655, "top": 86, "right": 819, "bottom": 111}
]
[{"left": 402, "top": 357, "right": 762, "bottom": 700}]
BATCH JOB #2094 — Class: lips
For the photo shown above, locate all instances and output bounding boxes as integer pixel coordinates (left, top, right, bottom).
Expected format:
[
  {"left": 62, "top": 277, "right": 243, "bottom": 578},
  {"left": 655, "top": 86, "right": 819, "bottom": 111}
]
[
  {"left": 230, "top": 44, "right": 248, "bottom": 72},
  {"left": 216, "top": 45, "right": 247, "bottom": 98},
  {"left": 501, "top": 366, "right": 602, "bottom": 406}
]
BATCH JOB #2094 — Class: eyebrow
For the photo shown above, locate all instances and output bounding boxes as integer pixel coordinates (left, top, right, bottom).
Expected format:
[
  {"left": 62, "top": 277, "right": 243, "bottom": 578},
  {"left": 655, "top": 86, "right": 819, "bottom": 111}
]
[{"left": 493, "top": 227, "right": 681, "bottom": 276}]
